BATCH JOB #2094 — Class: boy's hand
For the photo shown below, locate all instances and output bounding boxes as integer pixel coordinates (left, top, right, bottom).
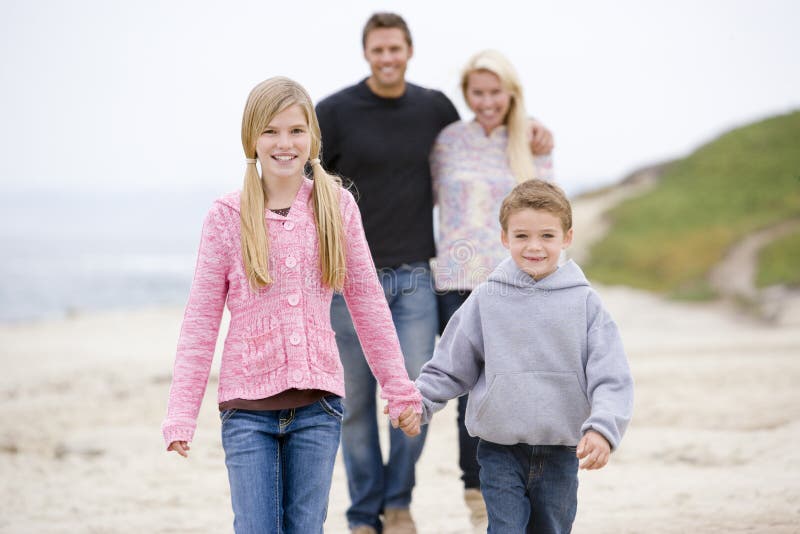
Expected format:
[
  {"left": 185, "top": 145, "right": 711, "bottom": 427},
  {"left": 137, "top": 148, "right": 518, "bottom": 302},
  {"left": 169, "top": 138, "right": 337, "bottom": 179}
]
[
  {"left": 576, "top": 430, "right": 610, "bottom": 470},
  {"left": 384, "top": 405, "right": 421, "bottom": 437},
  {"left": 167, "top": 440, "right": 191, "bottom": 458}
]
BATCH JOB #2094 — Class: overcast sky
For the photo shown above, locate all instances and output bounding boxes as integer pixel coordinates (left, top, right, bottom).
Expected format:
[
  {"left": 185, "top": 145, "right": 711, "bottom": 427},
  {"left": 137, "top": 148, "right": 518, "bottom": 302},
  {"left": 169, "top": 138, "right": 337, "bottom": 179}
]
[{"left": 1, "top": 0, "right": 798, "bottom": 196}]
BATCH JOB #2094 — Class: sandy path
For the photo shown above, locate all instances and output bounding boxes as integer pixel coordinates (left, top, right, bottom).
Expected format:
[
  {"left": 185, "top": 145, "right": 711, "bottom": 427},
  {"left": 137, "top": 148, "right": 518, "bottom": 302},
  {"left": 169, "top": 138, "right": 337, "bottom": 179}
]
[
  {"left": 708, "top": 219, "right": 800, "bottom": 300},
  {"left": 1, "top": 188, "right": 799, "bottom": 532},
  {"left": 709, "top": 218, "right": 800, "bottom": 323}
]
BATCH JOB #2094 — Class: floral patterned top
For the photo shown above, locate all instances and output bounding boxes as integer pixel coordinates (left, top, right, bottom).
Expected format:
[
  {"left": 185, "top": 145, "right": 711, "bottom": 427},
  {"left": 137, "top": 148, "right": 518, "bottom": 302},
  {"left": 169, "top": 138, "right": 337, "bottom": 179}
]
[{"left": 431, "top": 120, "right": 554, "bottom": 291}]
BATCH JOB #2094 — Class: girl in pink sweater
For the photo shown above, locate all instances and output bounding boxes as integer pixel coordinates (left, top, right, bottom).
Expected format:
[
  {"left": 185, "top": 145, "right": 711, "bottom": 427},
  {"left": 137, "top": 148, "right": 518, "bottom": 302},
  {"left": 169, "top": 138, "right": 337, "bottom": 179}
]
[{"left": 162, "top": 77, "right": 421, "bottom": 534}]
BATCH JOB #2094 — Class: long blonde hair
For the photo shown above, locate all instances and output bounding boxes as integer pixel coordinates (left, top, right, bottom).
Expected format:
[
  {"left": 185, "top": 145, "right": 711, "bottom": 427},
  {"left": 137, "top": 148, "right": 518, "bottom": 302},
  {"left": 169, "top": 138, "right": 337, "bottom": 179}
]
[
  {"left": 460, "top": 50, "right": 536, "bottom": 182},
  {"left": 240, "top": 77, "right": 346, "bottom": 291}
]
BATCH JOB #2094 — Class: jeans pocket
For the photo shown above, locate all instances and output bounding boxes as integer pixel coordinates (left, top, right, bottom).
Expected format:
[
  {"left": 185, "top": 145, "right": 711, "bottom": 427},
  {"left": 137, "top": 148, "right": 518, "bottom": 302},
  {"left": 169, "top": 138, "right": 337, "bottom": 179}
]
[
  {"left": 318, "top": 396, "right": 344, "bottom": 420},
  {"left": 220, "top": 408, "right": 238, "bottom": 425}
]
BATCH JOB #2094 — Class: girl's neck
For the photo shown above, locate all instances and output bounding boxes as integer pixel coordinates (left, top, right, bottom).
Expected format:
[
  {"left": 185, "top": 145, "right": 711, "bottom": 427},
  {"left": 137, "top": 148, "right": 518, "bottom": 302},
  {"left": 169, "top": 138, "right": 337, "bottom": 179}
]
[{"left": 262, "top": 174, "right": 304, "bottom": 209}]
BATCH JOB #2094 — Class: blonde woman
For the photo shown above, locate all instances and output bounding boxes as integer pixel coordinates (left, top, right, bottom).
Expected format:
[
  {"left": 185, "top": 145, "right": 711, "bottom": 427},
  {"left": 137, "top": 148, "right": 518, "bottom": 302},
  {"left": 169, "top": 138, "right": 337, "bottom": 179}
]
[
  {"left": 161, "top": 77, "right": 421, "bottom": 534},
  {"left": 429, "top": 50, "right": 554, "bottom": 530}
]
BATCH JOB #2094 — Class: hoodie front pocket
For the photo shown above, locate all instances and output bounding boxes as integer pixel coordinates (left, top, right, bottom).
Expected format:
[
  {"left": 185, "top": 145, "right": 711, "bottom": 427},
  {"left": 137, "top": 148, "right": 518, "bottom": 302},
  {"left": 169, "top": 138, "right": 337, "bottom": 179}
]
[
  {"left": 241, "top": 325, "right": 286, "bottom": 376},
  {"left": 474, "top": 371, "right": 590, "bottom": 445}
]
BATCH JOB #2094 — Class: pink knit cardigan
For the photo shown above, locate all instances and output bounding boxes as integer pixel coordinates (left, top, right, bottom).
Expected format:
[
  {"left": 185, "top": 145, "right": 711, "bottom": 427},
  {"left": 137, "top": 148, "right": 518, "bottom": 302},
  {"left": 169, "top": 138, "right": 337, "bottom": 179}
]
[{"left": 162, "top": 178, "right": 421, "bottom": 446}]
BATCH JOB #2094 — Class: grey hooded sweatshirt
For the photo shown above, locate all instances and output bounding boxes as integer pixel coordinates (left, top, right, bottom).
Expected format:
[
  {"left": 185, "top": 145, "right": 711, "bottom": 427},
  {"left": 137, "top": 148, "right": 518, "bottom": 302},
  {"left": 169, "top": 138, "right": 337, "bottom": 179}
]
[{"left": 416, "top": 258, "right": 634, "bottom": 449}]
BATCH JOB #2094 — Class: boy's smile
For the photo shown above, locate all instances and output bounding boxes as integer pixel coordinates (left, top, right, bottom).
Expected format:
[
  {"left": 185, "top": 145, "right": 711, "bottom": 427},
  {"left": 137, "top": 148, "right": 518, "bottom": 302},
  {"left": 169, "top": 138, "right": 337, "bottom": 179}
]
[{"left": 501, "top": 208, "right": 573, "bottom": 280}]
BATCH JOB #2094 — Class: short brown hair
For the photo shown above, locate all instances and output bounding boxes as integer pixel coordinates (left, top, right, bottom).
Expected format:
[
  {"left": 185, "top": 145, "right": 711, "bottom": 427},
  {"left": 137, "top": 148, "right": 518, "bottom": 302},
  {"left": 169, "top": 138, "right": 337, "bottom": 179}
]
[
  {"left": 499, "top": 179, "right": 572, "bottom": 233},
  {"left": 362, "top": 12, "right": 413, "bottom": 49}
]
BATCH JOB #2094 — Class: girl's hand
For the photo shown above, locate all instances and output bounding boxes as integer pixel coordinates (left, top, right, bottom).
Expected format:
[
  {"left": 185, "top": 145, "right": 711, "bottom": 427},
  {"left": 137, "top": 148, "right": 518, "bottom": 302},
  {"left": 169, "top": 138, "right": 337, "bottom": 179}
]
[
  {"left": 576, "top": 430, "right": 610, "bottom": 470},
  {"left": 384, "top": 405, "right": 421, "bottom": 437},
  {"left": 168, "top": 441, "right": 191, "bottom": 458}
]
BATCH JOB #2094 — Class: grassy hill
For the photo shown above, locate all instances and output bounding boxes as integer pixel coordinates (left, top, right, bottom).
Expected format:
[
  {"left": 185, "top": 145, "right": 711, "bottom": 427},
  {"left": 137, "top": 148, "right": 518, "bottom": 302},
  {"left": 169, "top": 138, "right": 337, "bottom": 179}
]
[
  {"left": 584, "top": 110, "right": 800, "bottom": 299},
  {"left": 757, "top": 230, "right": 800, "bottom": 288}
]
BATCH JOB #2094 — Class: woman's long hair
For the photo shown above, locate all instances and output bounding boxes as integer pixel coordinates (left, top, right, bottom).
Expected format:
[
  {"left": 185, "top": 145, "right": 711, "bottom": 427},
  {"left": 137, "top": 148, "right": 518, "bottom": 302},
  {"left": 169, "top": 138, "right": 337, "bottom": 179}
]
[
  {"left": 460, "top": 50, "right": 537, "bottom": 183},
  {"left": 240, "top": 77, "right": 346, "bottom": 290}
]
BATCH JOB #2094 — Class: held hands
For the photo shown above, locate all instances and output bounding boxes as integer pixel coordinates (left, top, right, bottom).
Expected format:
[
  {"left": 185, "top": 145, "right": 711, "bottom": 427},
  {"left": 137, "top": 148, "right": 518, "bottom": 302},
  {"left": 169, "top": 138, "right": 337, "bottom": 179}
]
[
  {"left": 576, "top": 430, "right": 611, "bottom": 470},
  {"left": 167, "top": 441, "right": 191, "bottom": 458},
  {"left": 528, "top": 119, "right": 555, "bottom": 156},
  {"left": 383, "top": 405, "right": 421, "bottom": 437}
]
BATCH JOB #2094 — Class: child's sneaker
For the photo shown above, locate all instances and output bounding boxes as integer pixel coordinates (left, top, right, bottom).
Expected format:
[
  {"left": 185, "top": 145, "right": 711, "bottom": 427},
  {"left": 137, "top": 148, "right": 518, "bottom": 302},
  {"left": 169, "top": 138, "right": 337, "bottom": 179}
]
[{"left": 464, "top": 488, "right": 488, "bottom": 532}]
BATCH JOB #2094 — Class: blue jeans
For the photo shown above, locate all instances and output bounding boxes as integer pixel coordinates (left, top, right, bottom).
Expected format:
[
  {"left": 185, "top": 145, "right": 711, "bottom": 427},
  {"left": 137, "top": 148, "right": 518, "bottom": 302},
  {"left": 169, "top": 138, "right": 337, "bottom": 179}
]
[
  {"left": 331, "top": 261, "right": 437, "bottom": 530},
  {"left": 220, "top": 396, "right": 343, "bottom": 534},
  {"left": 437, "top": 289, "right": 481, "bottom": 490},
  {"left": 477, "top": 440, "right": 579, "bottom": 534}
]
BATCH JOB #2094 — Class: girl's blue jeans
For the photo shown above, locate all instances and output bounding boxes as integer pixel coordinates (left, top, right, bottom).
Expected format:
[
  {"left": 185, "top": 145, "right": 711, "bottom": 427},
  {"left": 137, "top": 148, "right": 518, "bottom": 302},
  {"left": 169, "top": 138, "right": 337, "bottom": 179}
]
[
  {"left": 219, "top": 396, "right": 343, "bottom": 534},
  {"left": 477, "top": 439, "right": 579, "bottom": 534}
]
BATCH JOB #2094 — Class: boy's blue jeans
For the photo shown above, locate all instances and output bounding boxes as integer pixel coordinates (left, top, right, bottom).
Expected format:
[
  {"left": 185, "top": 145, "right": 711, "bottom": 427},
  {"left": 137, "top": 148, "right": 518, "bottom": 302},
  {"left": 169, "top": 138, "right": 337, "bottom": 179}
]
[
  {"left": 477, "top": 439, "right": 579, "bottom": 534},
  {"left": 330, "top": 261, "right": 437, "bottom": 530},
  {"left": 219, "top": 397, "right": 343, "bottom": 534}
]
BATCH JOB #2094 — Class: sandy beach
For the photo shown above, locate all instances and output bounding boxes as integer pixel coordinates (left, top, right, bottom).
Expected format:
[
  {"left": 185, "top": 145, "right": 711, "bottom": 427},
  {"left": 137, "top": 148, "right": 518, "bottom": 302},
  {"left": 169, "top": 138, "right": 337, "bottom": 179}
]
[{"left": 2, "top": 190, "right": 799, "bottom": 533}]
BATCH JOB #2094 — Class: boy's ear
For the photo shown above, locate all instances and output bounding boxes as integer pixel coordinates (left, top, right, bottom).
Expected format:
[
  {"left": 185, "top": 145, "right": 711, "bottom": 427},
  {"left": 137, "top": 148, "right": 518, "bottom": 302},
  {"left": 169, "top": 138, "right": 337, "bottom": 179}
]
[
  {"left": 500, "top": 230, "right": 510, "bottom": 249},
  {"left": 562, "top": 228, "right": 574, "bottom": 248}
]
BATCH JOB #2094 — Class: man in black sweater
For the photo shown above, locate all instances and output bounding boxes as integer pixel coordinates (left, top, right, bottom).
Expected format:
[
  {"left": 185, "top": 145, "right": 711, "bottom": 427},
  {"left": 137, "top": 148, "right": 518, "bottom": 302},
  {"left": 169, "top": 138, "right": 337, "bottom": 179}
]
[{"left": 316, "top": 12, "right": 552, "bottom": 534}]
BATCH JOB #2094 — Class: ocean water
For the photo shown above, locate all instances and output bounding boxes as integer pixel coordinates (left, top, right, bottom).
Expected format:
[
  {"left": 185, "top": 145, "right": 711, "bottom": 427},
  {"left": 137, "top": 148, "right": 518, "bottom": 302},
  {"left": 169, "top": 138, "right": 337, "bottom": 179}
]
[
  {"left": 0, "top": 179, "right": 602, "bottom": 324},
  {"left": 0, "top": 189, "right": 220, "bottom": 323}
]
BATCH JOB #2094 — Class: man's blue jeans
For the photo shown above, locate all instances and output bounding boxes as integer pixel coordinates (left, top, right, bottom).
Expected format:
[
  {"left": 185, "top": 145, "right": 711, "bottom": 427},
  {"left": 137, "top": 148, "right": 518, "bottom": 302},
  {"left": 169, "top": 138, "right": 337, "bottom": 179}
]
[
  {"left": 477, "top": 440, "right": 579, "bottom": 534},
  {"left": 330, "top": 261, "right": 437, "bottom": 530},
  {"left": 220, "top": 397, "right": 343, "bottom": 534},
  {"left": 437, "top": 289, "right": 481, "bottom": 489}
]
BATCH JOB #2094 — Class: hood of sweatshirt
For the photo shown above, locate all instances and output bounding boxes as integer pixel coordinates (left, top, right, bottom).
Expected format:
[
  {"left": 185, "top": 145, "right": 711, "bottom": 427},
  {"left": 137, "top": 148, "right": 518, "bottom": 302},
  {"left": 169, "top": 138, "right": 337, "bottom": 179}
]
[
  {"left": 487, "top": 256, "right": 590, "bottom": 292},
  {"left": 216, "top": 190, "right": 242, "bottom": 212}
]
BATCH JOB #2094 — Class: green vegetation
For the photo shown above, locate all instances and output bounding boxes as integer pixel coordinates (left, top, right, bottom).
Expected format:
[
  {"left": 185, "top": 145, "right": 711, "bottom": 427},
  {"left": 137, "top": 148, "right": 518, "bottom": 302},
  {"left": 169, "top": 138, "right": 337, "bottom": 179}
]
[
  {"left": 756, "top": 230, "right": 800, "bottom": 288},
  {"left": 584, "top": 110, "right": 800, "bottom": 299}
]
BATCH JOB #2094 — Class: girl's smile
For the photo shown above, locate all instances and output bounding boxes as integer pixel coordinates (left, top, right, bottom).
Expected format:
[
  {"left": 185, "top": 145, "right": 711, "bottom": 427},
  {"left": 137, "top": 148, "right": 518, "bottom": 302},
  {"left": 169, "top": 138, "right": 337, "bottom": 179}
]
[{"left": 256, "top": 104, "right": 311, "bottom": 183}]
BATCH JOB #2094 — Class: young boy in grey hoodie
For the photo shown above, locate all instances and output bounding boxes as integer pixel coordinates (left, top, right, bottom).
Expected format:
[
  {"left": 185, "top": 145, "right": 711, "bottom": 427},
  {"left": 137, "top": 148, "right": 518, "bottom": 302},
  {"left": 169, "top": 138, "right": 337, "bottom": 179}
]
[{"left": 415, "top": 179, "right": 634, "bottom": 533}]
